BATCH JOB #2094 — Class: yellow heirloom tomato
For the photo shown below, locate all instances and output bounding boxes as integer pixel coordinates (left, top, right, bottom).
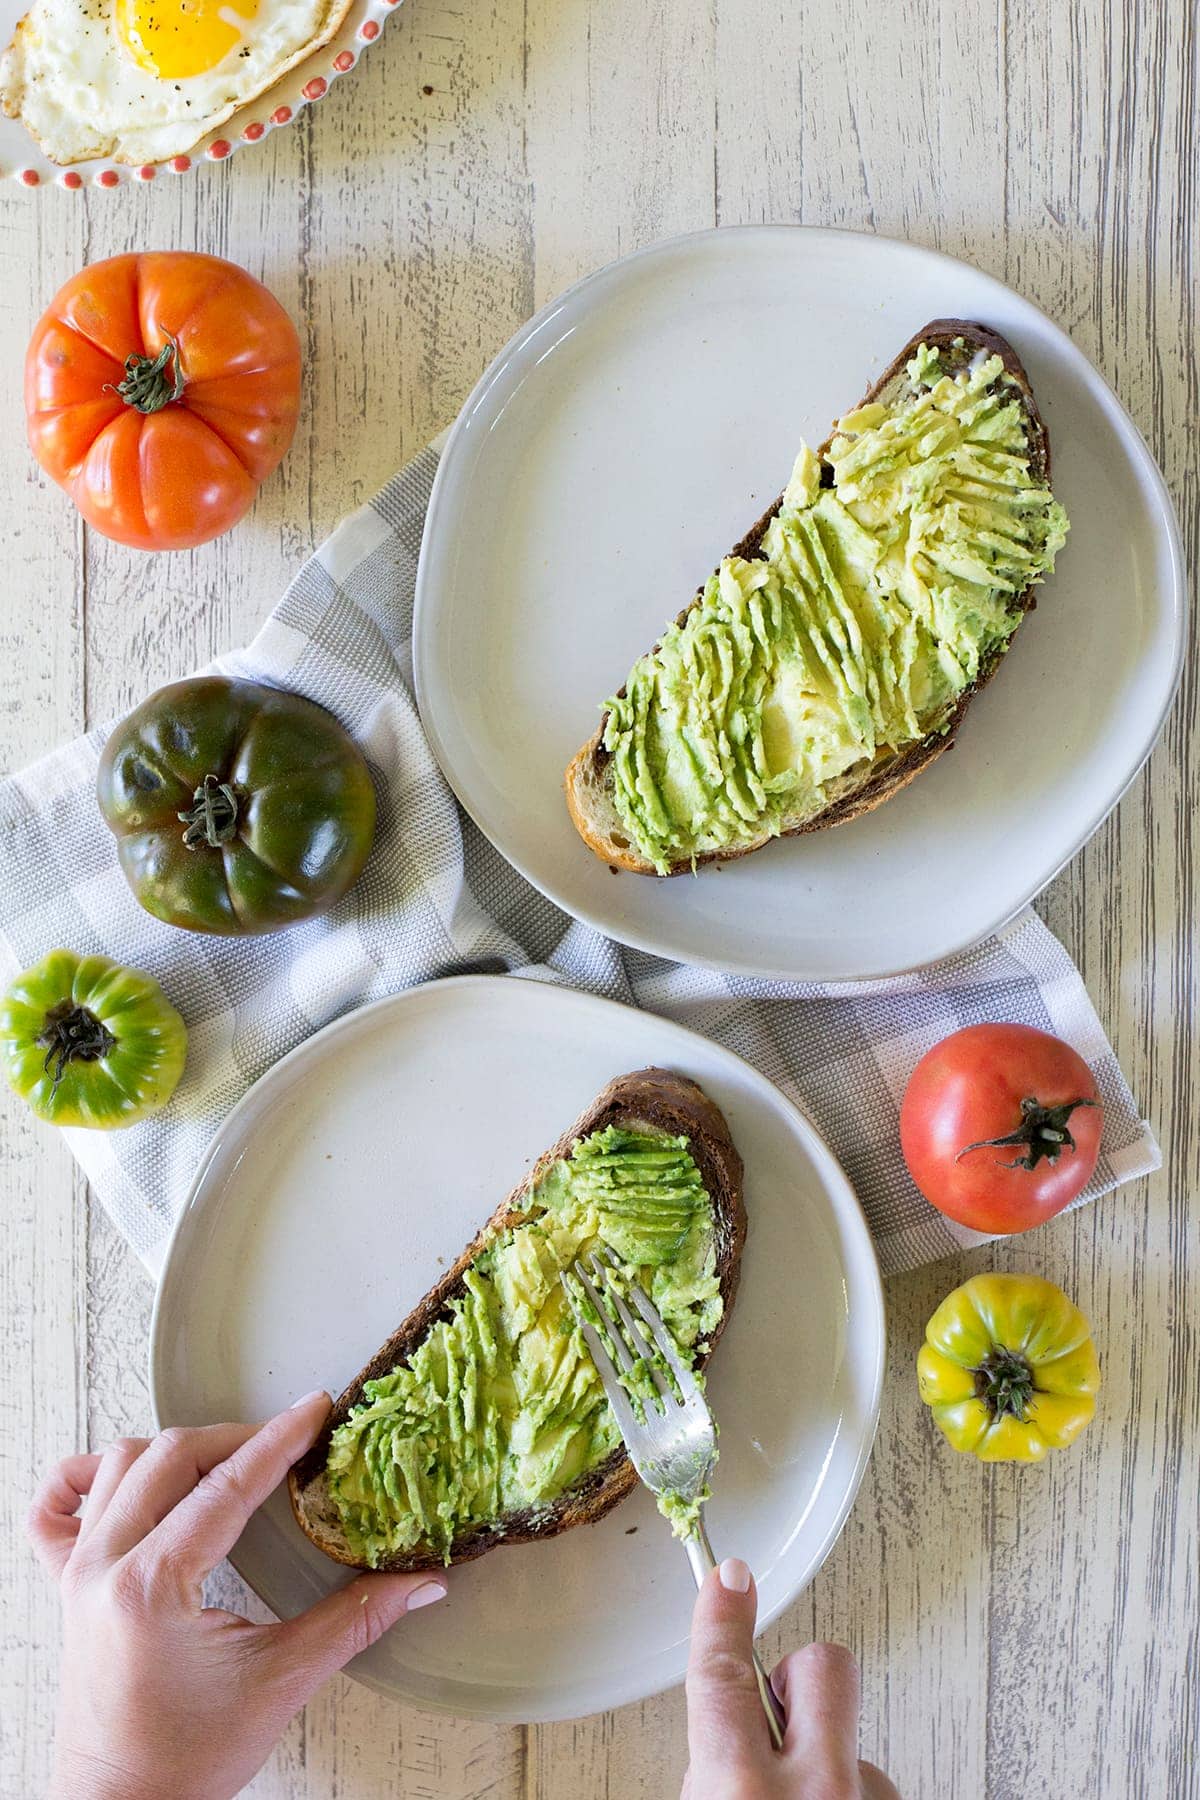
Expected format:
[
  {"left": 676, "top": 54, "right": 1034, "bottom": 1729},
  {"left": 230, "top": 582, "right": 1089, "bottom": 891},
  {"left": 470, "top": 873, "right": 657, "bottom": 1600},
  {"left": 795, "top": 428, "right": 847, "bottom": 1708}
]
[{"left": 918, "top": 1272, "right": 1100, "bottom": 1463}]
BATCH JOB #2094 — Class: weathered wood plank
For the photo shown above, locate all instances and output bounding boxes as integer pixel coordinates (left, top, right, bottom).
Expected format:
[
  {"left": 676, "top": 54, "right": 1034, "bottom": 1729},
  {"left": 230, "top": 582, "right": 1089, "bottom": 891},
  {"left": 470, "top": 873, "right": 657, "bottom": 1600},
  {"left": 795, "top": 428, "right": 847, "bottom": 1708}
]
[
  {"left": 524, "top": 0, "right": 715, "bottom": 303},
  {"left": 987, "top": 4, "right": 1200, "bottom": 1796}
]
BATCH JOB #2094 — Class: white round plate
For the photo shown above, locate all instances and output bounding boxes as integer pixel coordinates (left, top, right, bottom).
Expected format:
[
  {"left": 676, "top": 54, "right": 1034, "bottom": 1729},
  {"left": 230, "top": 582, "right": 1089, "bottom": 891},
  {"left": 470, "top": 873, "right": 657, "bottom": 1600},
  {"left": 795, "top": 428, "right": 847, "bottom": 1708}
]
[
  {"left": 0, "top": 0, "right": 402, "bottom": 189},
  {"left": 150, "top": 974, "right": 884, "bottom": 1723},
  {"left": 414, "top": 226, "right": 1186, "bottom": 983}
]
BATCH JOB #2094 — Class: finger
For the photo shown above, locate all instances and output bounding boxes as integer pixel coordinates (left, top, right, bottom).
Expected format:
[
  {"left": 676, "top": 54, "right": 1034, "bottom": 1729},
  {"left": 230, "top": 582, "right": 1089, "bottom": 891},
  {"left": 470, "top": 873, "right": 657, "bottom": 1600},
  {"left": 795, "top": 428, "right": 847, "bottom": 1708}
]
[
  {"left": 860, "top": 1760, "right": 903, "bottom": 1800},
  {"left": 265, "top": 1571, "right": 447, "bottom": 1701},
  {"left": 685, "top": 1560, "right": 775, "bottom": 1779},
  {"left": 88, "top": 1422, "right": 262, "bottom": 1559},
  {"left": 772, "top": 1642, "right": 861, "bottom": 1777},
  {"left": 27, "top": 1453, "right": 102, "bottom": 1576},
  {"left": 142, "top": 1391, "right": 330, "bottom": 1582},
  {"left": 75, "top": 1439, "right": 151, "bottom": 1544}
]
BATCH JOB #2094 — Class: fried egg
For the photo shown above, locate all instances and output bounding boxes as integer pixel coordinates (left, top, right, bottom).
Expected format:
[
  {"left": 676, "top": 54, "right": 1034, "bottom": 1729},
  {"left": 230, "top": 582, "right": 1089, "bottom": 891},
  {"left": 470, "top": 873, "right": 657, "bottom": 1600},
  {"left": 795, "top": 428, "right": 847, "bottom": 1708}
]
[{"left": 0, "top": 0, "right": 352, "bottom": 163}]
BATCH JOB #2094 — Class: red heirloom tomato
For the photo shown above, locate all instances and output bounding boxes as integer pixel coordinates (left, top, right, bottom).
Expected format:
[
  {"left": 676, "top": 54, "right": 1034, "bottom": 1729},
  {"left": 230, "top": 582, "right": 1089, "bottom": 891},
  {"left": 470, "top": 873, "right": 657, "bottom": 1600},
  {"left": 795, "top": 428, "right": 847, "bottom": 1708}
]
[
  {"left": 900, "top": 1023, "right": 1103, "bottom": 1234},
  {"left": 25, "top": 252, "right": 301, "bottom": 551}
]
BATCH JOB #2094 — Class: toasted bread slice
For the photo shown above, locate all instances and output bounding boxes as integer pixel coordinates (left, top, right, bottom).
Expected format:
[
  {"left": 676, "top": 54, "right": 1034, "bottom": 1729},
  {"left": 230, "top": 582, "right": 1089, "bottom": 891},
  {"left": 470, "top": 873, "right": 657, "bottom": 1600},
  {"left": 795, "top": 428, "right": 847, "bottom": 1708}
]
[
  {"left": 566, "top": 319, "right": 1053, "bottom": 875},
  {"left": 288, "top": 1068, "right": 745, "bottom": 1572}
]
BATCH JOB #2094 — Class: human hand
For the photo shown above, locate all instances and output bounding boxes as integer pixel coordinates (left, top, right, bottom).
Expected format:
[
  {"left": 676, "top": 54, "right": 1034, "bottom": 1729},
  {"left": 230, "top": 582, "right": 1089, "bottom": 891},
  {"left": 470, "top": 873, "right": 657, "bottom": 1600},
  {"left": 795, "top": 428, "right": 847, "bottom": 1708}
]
[
  {"left": 682, "top": 1560, "right": 900, "bottom": 1798},
  {"left": 28, "top": 1391, "right": 447, "bottom": 1800}
]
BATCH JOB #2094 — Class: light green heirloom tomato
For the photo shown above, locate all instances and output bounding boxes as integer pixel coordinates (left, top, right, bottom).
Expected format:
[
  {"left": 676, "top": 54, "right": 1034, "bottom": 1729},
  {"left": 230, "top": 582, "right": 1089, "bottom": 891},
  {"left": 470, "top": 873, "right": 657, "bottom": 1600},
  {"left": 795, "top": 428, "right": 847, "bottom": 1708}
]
[{"left": 0, "top": 949, "right": 186, "bottom": 1129}]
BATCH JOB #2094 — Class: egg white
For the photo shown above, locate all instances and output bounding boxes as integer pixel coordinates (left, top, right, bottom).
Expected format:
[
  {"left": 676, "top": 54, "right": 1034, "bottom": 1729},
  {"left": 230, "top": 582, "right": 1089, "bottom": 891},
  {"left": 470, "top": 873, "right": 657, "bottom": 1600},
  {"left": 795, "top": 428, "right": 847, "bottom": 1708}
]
[{"left": 0, "top": 0, "right": 352, "bottom": 164}]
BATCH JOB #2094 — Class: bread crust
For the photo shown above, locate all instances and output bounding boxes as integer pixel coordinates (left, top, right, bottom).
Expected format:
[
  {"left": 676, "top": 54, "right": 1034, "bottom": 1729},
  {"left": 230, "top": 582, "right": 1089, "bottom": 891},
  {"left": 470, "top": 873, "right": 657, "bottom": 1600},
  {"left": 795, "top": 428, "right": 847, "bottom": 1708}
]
[
  {"left": 288, "top": 1068, "right": 745, "bottom": 1572},
  {"left": 565, "top": 319, "right": 1051, "bottom": 875}
]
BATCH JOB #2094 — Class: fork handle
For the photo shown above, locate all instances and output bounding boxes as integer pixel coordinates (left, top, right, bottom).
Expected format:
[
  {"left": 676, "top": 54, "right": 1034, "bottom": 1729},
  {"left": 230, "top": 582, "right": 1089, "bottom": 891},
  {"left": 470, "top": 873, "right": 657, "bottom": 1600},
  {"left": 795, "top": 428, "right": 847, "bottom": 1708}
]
[{"left": 684, "top": 1515, "right": 787, "bottom": 1752}]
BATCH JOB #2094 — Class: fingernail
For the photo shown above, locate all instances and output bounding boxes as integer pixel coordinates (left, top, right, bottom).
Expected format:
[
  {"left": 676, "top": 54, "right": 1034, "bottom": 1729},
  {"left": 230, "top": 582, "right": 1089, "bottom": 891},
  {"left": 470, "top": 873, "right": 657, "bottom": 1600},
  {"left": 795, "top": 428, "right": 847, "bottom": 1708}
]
[
  {"left": 719, "top": 1558, "right": 752, "bottom": 1593},
  {"left": 406, "top": 1581, "right": 447, "bottom": 1612},
  {"left": 289, "top": 1389, "right": 329, "bottom": 1410}
]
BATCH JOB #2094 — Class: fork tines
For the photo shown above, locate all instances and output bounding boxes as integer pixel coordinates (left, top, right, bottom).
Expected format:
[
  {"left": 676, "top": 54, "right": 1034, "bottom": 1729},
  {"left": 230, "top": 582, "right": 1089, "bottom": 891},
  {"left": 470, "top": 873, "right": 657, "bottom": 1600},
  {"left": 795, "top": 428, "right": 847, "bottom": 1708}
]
[{"left": 563, "top": 1248, "right": 699, "bottom": 1411}]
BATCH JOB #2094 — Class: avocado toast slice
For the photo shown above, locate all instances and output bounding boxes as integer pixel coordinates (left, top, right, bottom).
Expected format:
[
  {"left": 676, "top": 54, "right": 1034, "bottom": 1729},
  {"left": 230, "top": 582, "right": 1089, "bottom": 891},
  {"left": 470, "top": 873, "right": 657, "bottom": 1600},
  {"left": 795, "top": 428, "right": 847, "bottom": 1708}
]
[
  {"left": 288, "top": 1068, "right": 745, "bottom": 1572},
  {"left": 566, "top": 320, "right": 1069, "bottom": 875}
]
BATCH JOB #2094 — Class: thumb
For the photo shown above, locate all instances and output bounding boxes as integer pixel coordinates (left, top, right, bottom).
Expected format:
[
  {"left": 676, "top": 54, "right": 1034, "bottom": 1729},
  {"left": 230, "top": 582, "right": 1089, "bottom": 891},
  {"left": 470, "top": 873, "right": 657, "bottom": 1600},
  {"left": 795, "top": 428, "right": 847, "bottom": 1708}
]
[
  {"left": 685, "top": 1559, "right": 773, "bottom": 1781},
  {"left": 264, "top": 1571, "right": 447, "bottom": 1701}
]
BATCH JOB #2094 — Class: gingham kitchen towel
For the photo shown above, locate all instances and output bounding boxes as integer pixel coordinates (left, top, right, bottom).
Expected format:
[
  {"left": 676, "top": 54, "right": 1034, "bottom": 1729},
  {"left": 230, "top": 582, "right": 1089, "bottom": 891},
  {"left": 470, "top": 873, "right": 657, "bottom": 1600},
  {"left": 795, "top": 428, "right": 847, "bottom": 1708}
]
[{"left": 0, "top": 444, "right": 1160, "bottom": 1277}]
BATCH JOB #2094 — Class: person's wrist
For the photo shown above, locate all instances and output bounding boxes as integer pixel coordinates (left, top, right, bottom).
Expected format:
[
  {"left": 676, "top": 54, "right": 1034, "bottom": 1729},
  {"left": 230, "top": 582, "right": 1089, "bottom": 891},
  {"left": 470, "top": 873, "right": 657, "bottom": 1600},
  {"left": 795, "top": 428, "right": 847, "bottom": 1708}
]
[{"left": 50, "top": 1743, "right": 170, "bottom": 1800}]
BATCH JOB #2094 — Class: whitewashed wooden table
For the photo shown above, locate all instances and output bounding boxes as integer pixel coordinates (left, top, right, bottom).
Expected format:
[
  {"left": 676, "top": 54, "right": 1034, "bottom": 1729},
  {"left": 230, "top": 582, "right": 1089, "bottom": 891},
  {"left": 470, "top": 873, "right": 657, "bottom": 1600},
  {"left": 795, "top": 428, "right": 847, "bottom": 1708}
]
[{"left": 1, "top": 1, "right": 1196, "bottom": 1794}]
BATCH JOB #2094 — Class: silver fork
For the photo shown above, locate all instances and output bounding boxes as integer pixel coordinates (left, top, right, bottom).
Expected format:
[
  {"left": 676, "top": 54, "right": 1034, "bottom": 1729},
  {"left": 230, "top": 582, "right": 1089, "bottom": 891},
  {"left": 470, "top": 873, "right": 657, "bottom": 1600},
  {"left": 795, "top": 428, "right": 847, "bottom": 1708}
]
[{"left": 563, "top": 1247, "right": 787, "bottom": 1750}]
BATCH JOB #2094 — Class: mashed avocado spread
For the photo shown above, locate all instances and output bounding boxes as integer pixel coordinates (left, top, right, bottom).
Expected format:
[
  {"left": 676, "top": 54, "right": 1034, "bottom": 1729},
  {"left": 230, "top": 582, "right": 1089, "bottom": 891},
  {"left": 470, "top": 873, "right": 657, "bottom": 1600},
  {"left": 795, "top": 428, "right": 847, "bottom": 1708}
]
[
  {"left": 327, "top": 1125, "right": 721, "bottom": 1565},
  {"left": 603, "top": 343, "right": 1070, "bottom": 871}
]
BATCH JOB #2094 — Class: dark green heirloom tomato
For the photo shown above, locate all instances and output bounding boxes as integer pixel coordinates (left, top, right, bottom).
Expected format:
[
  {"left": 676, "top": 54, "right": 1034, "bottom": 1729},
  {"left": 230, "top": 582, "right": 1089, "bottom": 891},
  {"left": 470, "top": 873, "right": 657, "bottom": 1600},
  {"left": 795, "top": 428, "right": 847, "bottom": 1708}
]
[
  {"left": 1, "top": 949, "right": 187, "bottom": 1129},
  {"left": 96, "top": 678, "right": 376, "bottom": 936}
]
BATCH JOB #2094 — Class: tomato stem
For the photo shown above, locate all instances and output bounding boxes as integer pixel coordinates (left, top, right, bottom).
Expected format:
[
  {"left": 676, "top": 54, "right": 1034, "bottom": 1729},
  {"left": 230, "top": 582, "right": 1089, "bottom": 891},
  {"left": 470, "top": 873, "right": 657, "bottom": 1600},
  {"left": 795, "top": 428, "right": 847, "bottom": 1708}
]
[
  {"left": 956, "top": 1096, "right": 1099, "bottom": 1170},
  {"left": 178, "top": 775, "right": 240, "bottom": 849},
  {"left": 973, "top": 1347, "right": 1035, "bottom": 1421},
  {"left": 36, "top": 1003, "right": 116, "bottom": 1091},
  {"left": 110, "top": 336, "right": 186, "bottom": 414}
]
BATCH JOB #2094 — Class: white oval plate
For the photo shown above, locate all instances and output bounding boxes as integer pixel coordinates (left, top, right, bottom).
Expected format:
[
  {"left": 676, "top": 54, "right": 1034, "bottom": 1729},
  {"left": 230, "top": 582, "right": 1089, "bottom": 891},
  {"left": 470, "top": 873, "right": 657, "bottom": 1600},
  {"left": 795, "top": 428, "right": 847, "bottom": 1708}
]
[
  {"left": 414, "top": 226, "right": 1186, "bottom": 983},
  {"left": 0, "top": 0, "right": 402, "bottom": 189},
  {"left": 150, "top": 974, "right": 884, "bottom": 1723}
]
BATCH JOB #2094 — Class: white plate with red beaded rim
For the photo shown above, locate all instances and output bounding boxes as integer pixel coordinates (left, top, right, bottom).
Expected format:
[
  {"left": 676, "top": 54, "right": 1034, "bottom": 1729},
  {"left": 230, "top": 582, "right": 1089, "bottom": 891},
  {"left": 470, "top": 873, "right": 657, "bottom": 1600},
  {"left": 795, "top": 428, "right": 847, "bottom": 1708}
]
[
  {"left": 0, "top": 0, "right": 402, "bottom": 190},
  {"left": 149, "top": 973, "right": 885, "bottom": 1723}
]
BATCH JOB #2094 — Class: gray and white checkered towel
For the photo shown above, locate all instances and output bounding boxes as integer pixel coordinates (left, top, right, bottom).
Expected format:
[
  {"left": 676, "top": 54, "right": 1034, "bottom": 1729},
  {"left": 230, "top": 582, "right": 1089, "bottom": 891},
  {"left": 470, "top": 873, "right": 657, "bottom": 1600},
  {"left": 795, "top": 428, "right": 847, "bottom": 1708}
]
[{"left": 0, "top": 444, "right": 1159, "bottom": 1277}]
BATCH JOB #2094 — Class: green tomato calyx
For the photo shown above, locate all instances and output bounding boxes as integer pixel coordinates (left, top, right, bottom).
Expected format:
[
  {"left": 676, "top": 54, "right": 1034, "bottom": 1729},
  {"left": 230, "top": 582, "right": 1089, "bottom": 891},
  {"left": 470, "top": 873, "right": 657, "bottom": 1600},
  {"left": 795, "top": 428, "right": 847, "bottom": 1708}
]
[
  {"left": 179, "top": 775, "right": 240, "bottom": 850},
  {"left": 111, "top": 336, "right": 186, "bottom": 415},
  {"left": 956, "top": 1096, "right": 1099, "bottom": 1171},
  {"left": 36, "top": 1002, "right": 117, "bottom": 1091},
  {"left": 973, "top": 1346, "right": 1035, "bottom": 1421}
]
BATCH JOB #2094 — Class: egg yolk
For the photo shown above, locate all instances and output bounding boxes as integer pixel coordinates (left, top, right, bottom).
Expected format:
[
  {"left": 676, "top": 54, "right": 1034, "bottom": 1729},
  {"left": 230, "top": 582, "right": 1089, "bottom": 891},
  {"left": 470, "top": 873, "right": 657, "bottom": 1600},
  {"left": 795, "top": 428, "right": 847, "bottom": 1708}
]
[{"left": 115, "top": 0, "right": 259, "bottom": 78}]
